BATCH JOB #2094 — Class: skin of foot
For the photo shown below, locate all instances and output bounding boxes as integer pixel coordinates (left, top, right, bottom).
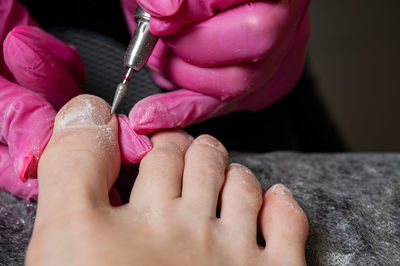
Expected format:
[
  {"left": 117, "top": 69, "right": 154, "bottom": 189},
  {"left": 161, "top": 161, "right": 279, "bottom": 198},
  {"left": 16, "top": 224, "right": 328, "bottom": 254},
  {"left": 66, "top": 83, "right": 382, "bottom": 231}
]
[{"left": 26, "top": 94, "right": 309, "bottom": 266}]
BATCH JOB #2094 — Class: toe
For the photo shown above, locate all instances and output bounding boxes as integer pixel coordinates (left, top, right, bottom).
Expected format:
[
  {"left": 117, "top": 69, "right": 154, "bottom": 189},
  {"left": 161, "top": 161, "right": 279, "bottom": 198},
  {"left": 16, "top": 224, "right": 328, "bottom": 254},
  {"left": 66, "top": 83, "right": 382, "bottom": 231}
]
[
  {"left": 38, "top": 95, "right": 120, "bottom": 213},
  {"left": 181, "top": 135, "right": 228, "bottom": 218},
  {"left": 130, "top": 130, "right": 193, "bottom": 208},
  {"left": 258, "top": 184, "right": 309, "bottom": 266},
  {"left": 219, "top": 163, "right": 263, "bottom": 249}
]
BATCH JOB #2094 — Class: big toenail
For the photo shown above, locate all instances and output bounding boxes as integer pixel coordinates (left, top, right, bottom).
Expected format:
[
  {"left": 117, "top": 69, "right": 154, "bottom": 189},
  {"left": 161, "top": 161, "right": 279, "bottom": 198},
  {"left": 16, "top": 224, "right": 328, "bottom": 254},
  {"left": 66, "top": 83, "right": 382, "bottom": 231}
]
[
  {"left": 194, "top": 135, "right": 223, "bottom": 150},
  {"left": 54, "top": 95, "right": 111, "bottom": 130},
  {"left": 270, "top": 184, "right": 293, "bottom": 197}
]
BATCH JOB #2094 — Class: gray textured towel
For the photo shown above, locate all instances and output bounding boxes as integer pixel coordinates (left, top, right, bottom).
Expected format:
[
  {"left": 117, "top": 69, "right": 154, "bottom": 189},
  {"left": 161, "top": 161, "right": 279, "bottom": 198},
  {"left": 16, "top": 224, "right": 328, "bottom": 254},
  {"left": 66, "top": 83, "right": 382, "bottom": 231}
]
[{"left": 1, "top": 152, "right": 399, "bottom": 265}]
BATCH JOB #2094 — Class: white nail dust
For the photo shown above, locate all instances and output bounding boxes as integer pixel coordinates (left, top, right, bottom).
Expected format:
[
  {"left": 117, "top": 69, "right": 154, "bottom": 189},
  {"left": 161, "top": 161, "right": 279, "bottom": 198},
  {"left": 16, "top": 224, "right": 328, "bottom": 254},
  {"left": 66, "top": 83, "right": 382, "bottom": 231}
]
[
  {"left": 95, "top": 126, "right": 116, "bottom": 146},
  {"left": 54, "top": 96, "right": 118, "bottom": 151},
  {"left": 56, "top": 97, "right": 109, "bottom": 129},
  {"left": 270, "top": 184, "right": 293, "bottom": 197}
]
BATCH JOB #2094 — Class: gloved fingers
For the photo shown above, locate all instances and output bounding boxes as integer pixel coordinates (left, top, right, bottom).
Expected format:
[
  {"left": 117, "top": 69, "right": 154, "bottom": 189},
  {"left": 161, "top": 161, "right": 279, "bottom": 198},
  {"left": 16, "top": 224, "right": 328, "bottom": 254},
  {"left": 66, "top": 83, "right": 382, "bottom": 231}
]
[
  {"left": 147, "top": 0, "right": 310, "bottom": 100},
  {"left": 0, "top": 0, "right": 38, "bottom": 79},
  {"left": 129, "top": 89, "right": 227, "bottom": 134},
  {"left": 236, "top": 16, "right": 310, "bottom": 112},
  {"left": 146, "top": 41, "right": 179, "bottom": 90},
  {"left": 3, "top": 26, "right": 84, "bottom": 109},
  {"left": 0, "top": 144, "right": 38, "bottom": 201},
  {"left": 117, "top": 114, "right": 152, "bottom": 164},
  {"left": 8, "top": 26, "right": 85, "bottom": 87},
  {"left": 130, "top": 13, "right": 309, "bottom": 135},
  {"left": 132, "top": 48, "right": 304, "bottom": 135},
  {"left": 0, "top": 76, "right": 56, "bottom": 181},
  {"left": 148, "top": 48, "right": 278, "bottom": 101},
  {"left": 162, "top": 1, "right": 303, "bottom": 67},
  {"left": 136, "top": 0, "right": 250, "bottom": 36}
]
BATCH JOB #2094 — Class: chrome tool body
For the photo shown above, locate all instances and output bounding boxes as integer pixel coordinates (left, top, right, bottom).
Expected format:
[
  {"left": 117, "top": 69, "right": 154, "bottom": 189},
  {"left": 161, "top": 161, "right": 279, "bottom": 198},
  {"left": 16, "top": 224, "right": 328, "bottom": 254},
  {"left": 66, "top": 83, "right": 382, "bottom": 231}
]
[{"left": 110, "top": 6, "right": 159, "bottom": 114}]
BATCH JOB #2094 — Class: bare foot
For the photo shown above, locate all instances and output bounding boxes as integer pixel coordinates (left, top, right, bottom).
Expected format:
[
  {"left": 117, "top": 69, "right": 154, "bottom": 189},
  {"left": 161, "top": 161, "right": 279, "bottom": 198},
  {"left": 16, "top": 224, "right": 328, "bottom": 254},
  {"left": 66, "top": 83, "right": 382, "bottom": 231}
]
[{"left": 26, "top": 94, "right": 309, "bottom": 266}]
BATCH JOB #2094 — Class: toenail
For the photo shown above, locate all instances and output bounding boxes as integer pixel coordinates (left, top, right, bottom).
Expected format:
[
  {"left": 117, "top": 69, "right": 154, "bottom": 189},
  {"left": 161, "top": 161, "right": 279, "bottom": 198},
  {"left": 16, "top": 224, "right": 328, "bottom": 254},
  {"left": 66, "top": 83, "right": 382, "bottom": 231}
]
[
  {"left": 227, "top": 163, "right": 253, "bottom": 175},
  {"left": 54, "top": 95, "right": 111, "bottom": 130},
  {"left": 270, "top": 184, "right": 293, "bottom": 197},
  {"left": 194, "top": 135, "right": 223, "bottom": 150}
]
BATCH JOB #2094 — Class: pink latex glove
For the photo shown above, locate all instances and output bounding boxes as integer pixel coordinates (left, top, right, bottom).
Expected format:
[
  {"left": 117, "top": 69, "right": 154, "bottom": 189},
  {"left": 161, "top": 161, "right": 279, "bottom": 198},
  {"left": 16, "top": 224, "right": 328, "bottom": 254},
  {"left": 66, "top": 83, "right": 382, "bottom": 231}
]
[
  {"left": 121, "top": 0, "right": 310, "bottom": 134},
  {"left": 0, "top": 1, "right": 151, "bottom": 201}
]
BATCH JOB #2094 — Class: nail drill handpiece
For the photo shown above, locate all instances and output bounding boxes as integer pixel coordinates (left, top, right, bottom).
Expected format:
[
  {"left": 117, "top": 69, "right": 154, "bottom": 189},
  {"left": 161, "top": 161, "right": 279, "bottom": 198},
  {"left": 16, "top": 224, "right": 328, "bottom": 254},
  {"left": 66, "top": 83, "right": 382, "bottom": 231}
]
[{"left": 110, "top": 7, "right": 159, "bottom": 114}]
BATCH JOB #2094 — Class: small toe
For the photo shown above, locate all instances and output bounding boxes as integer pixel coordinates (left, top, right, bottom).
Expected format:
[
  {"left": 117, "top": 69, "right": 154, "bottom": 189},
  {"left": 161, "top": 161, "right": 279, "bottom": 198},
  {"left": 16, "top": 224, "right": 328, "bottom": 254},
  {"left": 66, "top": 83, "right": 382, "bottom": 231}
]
[
  {"left": 219, "top": 163, "right": 263, "bottom": 248},
  {"left": 181, "top": 135, "right": 228, "bottom": 218},
  {"left": 130, "top": 130, "right": 193, "bottom": 208},
  {"left": 258, "top": 184, "right": 309, "bottom": 266}
]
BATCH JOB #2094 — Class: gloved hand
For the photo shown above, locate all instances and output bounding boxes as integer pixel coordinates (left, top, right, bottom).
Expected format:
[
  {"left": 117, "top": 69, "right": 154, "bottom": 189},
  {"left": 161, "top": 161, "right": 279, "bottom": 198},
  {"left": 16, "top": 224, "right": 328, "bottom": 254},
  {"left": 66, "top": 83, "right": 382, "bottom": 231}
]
[
  {"left": 0, "top": 1, "right": 151, "bottom": 201},
  {"left": 120, "top": 0, "right": 310, "bottom": 134}
]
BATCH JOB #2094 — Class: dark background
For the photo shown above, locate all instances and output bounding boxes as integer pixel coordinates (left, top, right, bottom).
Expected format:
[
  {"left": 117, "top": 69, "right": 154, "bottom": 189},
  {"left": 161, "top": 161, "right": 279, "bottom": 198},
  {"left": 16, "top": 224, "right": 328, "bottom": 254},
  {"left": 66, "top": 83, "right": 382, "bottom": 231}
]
[{"left": 308, "top": 0, "right": 400, "bottom": 151}]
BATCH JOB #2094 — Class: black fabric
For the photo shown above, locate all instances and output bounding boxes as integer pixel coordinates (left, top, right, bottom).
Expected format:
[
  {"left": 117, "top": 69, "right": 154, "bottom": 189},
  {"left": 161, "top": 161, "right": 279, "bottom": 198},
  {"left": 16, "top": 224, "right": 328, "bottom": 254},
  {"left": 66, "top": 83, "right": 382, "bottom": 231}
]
[{"left": 20, "top": 0, "right": 131, "bottom": 44}]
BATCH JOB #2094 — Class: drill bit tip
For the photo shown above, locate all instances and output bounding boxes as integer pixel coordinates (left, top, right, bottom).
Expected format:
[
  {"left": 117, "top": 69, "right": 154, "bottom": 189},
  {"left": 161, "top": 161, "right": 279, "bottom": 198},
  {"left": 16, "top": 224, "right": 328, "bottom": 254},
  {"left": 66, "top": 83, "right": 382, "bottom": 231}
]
[
  {"left": 110, "top": 68, "right": 135, "bottom": 114},
  {"left": 110, "top": 82, "right": 128, "bottom": 114}
]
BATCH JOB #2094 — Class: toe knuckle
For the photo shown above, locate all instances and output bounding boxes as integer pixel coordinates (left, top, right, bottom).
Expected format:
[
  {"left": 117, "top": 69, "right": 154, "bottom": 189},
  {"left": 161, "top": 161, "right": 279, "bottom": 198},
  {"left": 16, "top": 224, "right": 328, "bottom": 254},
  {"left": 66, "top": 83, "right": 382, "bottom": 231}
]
[
  {"left": 240, "top": 183, "right": 262, "bottom": 207},
  {"left": 199, "top": 163, "right": 225, "bottom": 181}
]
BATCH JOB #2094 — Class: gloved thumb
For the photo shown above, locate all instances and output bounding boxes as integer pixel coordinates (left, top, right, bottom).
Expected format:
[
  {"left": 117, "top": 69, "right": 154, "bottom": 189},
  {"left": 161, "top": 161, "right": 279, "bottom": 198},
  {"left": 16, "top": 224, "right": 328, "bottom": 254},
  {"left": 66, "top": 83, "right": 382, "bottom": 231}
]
[{"left": 129, "top": 89, "right": 227, "bottom": 135}]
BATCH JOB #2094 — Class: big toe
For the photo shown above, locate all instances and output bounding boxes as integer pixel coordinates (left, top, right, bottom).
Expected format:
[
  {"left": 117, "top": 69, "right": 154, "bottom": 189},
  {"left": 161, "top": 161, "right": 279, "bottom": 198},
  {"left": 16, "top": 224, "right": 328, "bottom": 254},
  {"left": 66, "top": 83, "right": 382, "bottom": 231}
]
[
  {"left": 258, "top": 184, "right": 309, "bottom": 266},
  {"left": 38, "top": 95, "right": 121, "bottom": 211}
]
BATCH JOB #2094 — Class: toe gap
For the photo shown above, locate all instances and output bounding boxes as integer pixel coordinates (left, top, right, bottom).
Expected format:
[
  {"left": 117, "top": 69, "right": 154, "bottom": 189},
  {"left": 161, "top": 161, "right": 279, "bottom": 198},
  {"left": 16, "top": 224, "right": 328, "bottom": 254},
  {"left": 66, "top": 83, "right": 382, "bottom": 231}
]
[
  {"left": 257, "top": 231, "right": 266, "bottom": 247},
  {"left": 114, "top": 164, "right": 139, "bottom": 204},
  {"left": 216, "top": 192, "right": 222, "bottom": 218}
]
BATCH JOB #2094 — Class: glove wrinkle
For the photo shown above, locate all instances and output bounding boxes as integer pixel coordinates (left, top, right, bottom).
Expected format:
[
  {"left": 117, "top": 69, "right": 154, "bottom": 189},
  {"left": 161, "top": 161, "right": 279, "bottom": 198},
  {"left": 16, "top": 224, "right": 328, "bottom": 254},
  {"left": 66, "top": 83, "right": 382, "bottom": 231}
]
[{"left": 117, "top": 114, "right": 152, "bottom": 164}]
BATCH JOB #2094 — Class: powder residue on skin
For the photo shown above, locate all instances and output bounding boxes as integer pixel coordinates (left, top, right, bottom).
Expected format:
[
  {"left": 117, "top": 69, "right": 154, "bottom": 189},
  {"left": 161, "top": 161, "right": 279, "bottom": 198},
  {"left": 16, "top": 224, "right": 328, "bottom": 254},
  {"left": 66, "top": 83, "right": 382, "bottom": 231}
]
[
  {"left": 53, "top": 96, "right": 118, "bottom": 152},
  {"left": 95, "top": 125, "right": 118, "bottom": 152}
]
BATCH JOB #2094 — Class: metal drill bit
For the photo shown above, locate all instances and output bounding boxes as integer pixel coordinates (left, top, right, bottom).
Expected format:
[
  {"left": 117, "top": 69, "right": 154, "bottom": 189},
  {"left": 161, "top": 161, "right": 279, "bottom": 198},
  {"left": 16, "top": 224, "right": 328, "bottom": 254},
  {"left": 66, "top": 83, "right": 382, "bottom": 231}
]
[
  {"left": 110, "top": 6, "right": 159, "bottom": 114},
  {"left": 110, "top": 68, "right": 134, "bottom": 114}
]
